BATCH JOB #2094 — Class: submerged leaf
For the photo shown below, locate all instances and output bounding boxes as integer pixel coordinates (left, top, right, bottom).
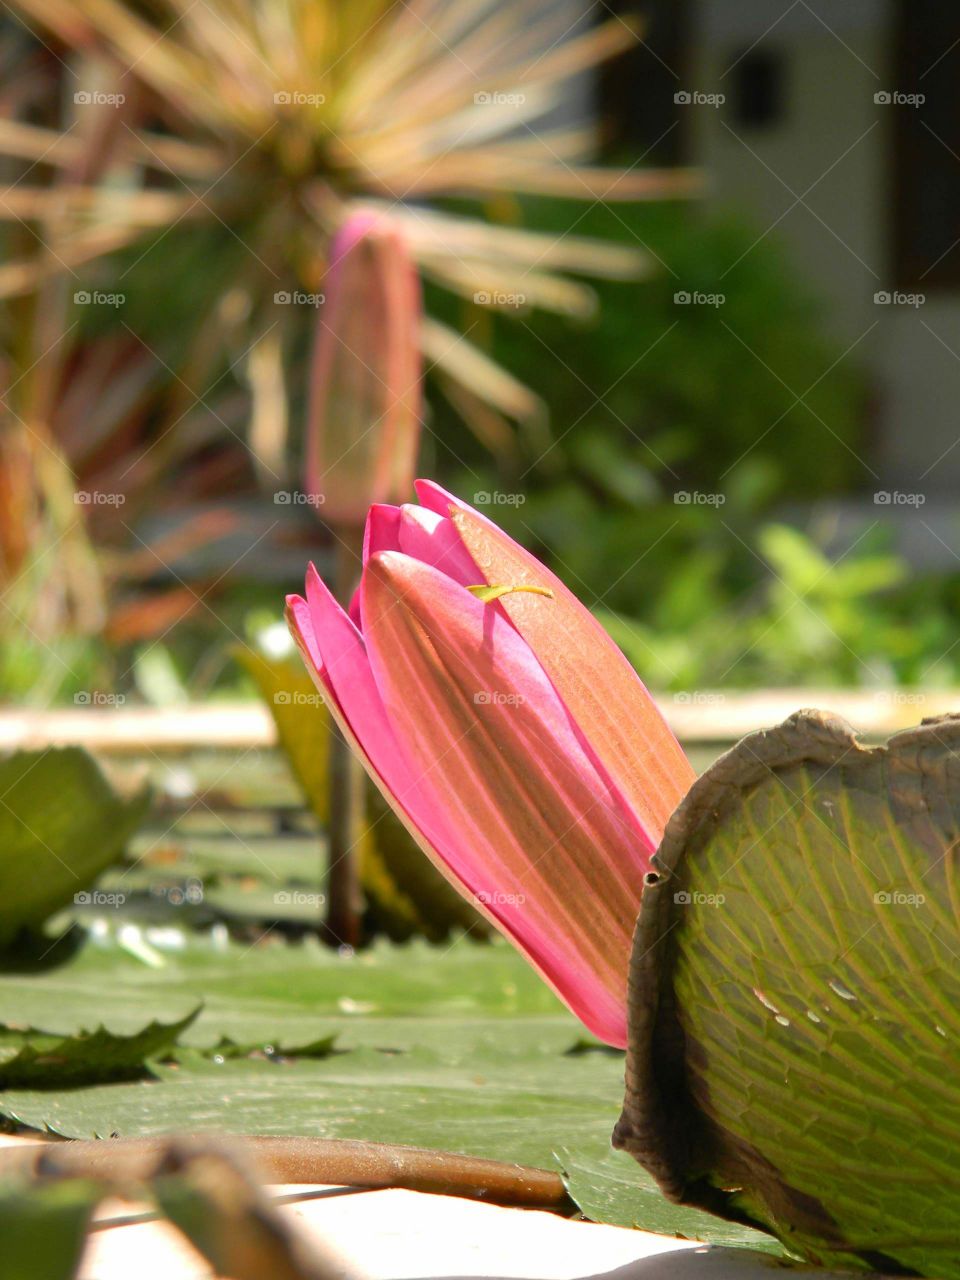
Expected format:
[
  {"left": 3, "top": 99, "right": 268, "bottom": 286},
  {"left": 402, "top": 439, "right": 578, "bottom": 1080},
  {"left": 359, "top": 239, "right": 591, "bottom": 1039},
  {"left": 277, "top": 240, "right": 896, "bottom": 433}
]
[
  {"left": 616, "top": 710, "right": 960, "bottom": 1277},
  {"left": 0, "top": 1007, "right": 201, "bottom": 1087}
]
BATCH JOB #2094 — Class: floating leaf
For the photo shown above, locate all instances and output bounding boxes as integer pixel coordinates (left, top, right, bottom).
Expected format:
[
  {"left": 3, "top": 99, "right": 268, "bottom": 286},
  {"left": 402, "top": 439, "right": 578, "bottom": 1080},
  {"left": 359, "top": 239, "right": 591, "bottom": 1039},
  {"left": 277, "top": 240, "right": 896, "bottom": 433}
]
[
  {"left": 0, "top": 1007, "right": 201, "bottom": 1087},
  {"left": 0, "top": 747, "right": 151, "bottom": 950},
  {"left": 616, "top": 710, "right": 960, "bottom": 1277}
]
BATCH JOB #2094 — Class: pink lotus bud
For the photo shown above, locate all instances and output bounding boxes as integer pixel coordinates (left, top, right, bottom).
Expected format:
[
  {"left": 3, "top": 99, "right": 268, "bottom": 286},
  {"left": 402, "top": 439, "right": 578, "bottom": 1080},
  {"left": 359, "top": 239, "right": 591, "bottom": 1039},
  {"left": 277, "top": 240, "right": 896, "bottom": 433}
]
[
  {"left": 304, "top": 213, "right": 422, "bottom": 525},
  {"left": 287, "top": 483, "right": 695, "bottom": 1046}
]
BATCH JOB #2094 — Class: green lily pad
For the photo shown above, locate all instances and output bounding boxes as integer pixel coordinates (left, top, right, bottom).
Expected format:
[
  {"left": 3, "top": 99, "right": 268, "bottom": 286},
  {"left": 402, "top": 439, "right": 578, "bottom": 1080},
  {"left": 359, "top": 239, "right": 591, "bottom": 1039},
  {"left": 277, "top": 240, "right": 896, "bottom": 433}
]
[
  {"left": 0, "top": 747, "right": 151, "bottom": 950},
  {"left": 0, "top": 935, "right": 769, "bottom": 1250},
  {"left": 615, "top": 710, "right": 960, "bottom": 1277}
]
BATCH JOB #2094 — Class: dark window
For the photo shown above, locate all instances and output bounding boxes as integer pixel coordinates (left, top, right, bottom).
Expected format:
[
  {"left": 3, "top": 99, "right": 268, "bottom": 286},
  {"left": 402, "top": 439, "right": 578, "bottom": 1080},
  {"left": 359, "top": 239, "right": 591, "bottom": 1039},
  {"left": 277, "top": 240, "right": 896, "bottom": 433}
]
[
  {"left": 732, "top": 49, "right": 786, "bottom": 129},
  {"left": 894, "top": 3, "right": 960, "bottom": 288}
]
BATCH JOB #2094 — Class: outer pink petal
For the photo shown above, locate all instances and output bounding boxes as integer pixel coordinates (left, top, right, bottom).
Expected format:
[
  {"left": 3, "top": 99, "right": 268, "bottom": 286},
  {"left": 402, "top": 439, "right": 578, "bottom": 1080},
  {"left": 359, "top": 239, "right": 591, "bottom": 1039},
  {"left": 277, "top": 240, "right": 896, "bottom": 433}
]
[
  {"left": 288, "top": 569, "right": 515, "bottom": 946},
  {"left": 361, "top": 549, "right": 651, "bottom": 1047},
  {"left": 416, "top": 479, "right": 694, "bottom": 852}
]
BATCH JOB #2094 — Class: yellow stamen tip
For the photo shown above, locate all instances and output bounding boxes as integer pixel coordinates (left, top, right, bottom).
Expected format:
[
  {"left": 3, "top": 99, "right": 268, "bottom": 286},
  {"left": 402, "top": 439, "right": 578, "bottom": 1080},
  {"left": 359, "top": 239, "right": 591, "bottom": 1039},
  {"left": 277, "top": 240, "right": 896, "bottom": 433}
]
[{"left": 467, "top": 583, "right": 555, "bottom": 604}]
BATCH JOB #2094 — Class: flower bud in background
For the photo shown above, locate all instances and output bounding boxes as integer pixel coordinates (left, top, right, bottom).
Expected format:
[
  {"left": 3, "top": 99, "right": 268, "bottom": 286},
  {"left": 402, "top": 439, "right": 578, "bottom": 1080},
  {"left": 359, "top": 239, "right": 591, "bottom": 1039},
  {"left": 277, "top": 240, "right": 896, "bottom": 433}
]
[{"left": 304, "top": 212, "right": 422, "bottom": 526}]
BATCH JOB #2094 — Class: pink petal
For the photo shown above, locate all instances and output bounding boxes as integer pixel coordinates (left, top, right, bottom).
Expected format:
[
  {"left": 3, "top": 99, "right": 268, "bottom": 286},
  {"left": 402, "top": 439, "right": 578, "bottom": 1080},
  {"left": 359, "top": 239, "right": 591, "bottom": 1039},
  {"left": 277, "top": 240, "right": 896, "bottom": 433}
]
[
  {"left": 397, "top": 505, "right": 480, "bottom": 585},
  {"left": 361, "top": 550, "right": 652, "bottom": 1046}
]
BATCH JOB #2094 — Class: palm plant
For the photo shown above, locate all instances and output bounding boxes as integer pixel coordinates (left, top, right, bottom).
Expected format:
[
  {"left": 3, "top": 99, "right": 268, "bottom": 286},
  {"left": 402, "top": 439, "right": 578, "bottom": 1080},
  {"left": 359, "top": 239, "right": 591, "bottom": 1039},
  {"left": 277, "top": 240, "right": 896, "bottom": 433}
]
[{"left": 0, "top": 0, "right": 698, "bottom": 690}]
